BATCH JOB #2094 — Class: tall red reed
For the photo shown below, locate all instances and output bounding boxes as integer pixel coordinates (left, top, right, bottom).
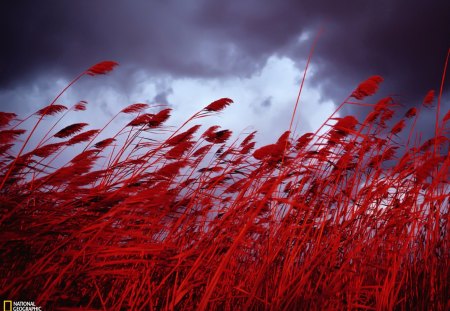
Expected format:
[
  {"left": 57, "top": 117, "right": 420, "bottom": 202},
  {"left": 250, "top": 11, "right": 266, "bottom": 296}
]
[{"left": 0, "top": 58, "right": 448, "bottom": 310}]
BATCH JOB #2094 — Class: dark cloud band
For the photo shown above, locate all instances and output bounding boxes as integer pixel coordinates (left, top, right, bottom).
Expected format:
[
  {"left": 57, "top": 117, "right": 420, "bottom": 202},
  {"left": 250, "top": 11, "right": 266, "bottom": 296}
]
[{"left": 1, "top": 1, "right": 449, "bottom": 105}]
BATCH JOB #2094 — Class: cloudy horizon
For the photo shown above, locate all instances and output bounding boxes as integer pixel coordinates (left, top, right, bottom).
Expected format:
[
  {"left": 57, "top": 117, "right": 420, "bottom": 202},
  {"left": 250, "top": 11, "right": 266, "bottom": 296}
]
[{"left": 1, "top": 1, "right": 449, "bottom": 145}]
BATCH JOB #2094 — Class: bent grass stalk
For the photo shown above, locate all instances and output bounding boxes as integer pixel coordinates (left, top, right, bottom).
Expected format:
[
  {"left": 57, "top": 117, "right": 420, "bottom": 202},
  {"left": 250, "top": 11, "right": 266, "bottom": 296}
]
[{"left": 0, "top": 58, "right": 449, "bottom": 310}]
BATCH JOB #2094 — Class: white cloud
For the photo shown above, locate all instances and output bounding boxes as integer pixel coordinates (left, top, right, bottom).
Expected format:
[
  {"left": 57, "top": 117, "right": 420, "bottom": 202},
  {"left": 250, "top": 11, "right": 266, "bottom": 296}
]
[
  {"left": 161, "top": 55, "right": 337, "bottom": 145},
  {"left": 2, "top": 55, "right": 338, "bottom": 151}
]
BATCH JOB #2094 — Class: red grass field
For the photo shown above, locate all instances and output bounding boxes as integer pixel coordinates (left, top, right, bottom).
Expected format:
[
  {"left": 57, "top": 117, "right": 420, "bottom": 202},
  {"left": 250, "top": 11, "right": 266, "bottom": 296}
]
[{"left": 0, "top": 59, "right": 449, "bottom": 310}]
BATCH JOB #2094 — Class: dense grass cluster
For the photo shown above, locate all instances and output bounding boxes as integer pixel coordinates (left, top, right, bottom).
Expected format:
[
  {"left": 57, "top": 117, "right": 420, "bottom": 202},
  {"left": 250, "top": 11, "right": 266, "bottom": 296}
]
[{"left": 0, "top": 62, "right": 449, "bottom": 310}]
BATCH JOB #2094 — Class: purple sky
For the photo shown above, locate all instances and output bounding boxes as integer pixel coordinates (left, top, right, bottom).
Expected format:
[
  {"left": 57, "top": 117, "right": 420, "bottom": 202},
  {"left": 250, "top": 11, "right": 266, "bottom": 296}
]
[{"left": 1, "top": 1, "right": 449, "bottom": 143}]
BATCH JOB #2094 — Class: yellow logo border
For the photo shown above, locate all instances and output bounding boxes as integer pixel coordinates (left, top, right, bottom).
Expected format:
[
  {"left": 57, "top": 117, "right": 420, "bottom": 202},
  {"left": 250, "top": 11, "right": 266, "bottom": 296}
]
[{"left": 3, "top": 300, "right": 12, "bottom": 311}]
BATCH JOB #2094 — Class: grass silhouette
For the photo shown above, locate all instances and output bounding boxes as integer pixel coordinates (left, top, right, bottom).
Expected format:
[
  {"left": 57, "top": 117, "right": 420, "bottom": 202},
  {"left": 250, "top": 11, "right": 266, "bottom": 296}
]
[{"left": 0, "top": 56, "right": 449, "bottom": 310}]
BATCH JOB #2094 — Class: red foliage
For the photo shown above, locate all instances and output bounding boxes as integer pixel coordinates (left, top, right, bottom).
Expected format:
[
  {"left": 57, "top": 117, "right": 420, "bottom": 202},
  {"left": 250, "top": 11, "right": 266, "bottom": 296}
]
[
  {"left": 166, "top": 141, "right": 195, "bottom": 159},
  {"left": 253, "top": 143, "right": 282, "bottom": 160},
  {"left": 423, "top": 89, "right": 435, "bottom": 107},
  {"left": 148, "top": 108, "right": 172, "bottom": 127},
  {"left": 0, "top": 129, "right": 26, "bottom": 144},
  {"left": 54, "top": 123, "right": 89, "bottom": 138},
  {"left": 127, "top": 113, "right": 154, "bottom": 127},
  {"left": 93, "top": 137, "right": 116, "bottom": 149},
  {"left": 295, "top": 132, "right": 313, "bottom": 150},
  {"left": 31, "top": 142, "right": 66, "bottom": 158},
  {"left": 86, "top": 60, "right": 119, "bottom": 76},
  {"left": 166, "top": 125, "right": 201, "bottom": 146},
  {"left": 0, "top": 112, "right": 17, "bottom": 128},
  {"left": 74, "top": 100, "right": 87, "bottom": 111},
  {"left": 121, "top": 103, "right": 149, "bottom": 114},
  {"left": 204, "top": 98, "right": 233, "bottom": 112},
  {"left": 442, "top": 109, "right": 450, "bottom": 123},
  {"left": 35, "top": 104, "right": 68, "bottom": 116},
  {"left": 351, "top": 75, "right": 383, "bottom": 100},
  {"left": 203, "top": 127, "right": 233, "bottom": 144},
  {"left": 0, "top": 64, "right": 448, "bottom": 311},
  {"left": 390, "top": 119, "right": 406, "bottom": 135},
  {"left": 67, "top": 129, "right": 100, "bottom": 145},
  {"left": 405, "top": 107, "right": 417, "bottom": 118}
]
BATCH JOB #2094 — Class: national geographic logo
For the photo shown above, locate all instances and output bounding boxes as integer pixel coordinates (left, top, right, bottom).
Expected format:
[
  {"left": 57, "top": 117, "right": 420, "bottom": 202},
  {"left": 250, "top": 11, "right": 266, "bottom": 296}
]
[
  {"left": 3, "top": 301, "right": 12, "bottom": 311},
  {"left": 3, "top": 301, "right": 41, "bottom": 311}
]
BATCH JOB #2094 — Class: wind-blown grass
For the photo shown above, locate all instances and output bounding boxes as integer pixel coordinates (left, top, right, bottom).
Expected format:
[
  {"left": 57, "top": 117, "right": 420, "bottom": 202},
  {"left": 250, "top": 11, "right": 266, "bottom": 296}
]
[{"left": 0, "top": 59, "right": 449, "bottom": 310}]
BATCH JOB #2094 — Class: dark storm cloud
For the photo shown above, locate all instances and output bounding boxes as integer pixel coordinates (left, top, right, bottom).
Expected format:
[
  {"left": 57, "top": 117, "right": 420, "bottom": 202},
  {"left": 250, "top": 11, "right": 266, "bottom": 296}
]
[
  {"left": 308, "top": 1, "right": 450, "bottom": 104},
  {"left": 1, "top": 0, "right": 449, "bottom": 106}
]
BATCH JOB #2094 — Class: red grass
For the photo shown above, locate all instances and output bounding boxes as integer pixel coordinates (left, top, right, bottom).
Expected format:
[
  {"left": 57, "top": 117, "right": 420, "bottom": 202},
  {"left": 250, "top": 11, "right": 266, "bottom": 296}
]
[
  {"left": 35, "top": 104, "right": 68, "bottom": 116},
  {"left": 204, "top": 98, "right": 234, "bottom": 112},
  {"left": 423, "top": 90, "right": 435, "bottom": 107},
  {"left": 86, "top": 61, "right": 119, "bottom": 76},
  {"left": 351, "top": 75, "right": 384, "bottom": 100},
  {"left": 0, "top": 58, "right": 449, "bottom": 310}
]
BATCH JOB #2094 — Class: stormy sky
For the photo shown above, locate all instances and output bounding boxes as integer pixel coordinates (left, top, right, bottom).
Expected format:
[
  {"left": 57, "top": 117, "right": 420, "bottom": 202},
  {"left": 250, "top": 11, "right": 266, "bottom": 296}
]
[{"left": 1, "top": 1, "right": 449, "bottom": 144}]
